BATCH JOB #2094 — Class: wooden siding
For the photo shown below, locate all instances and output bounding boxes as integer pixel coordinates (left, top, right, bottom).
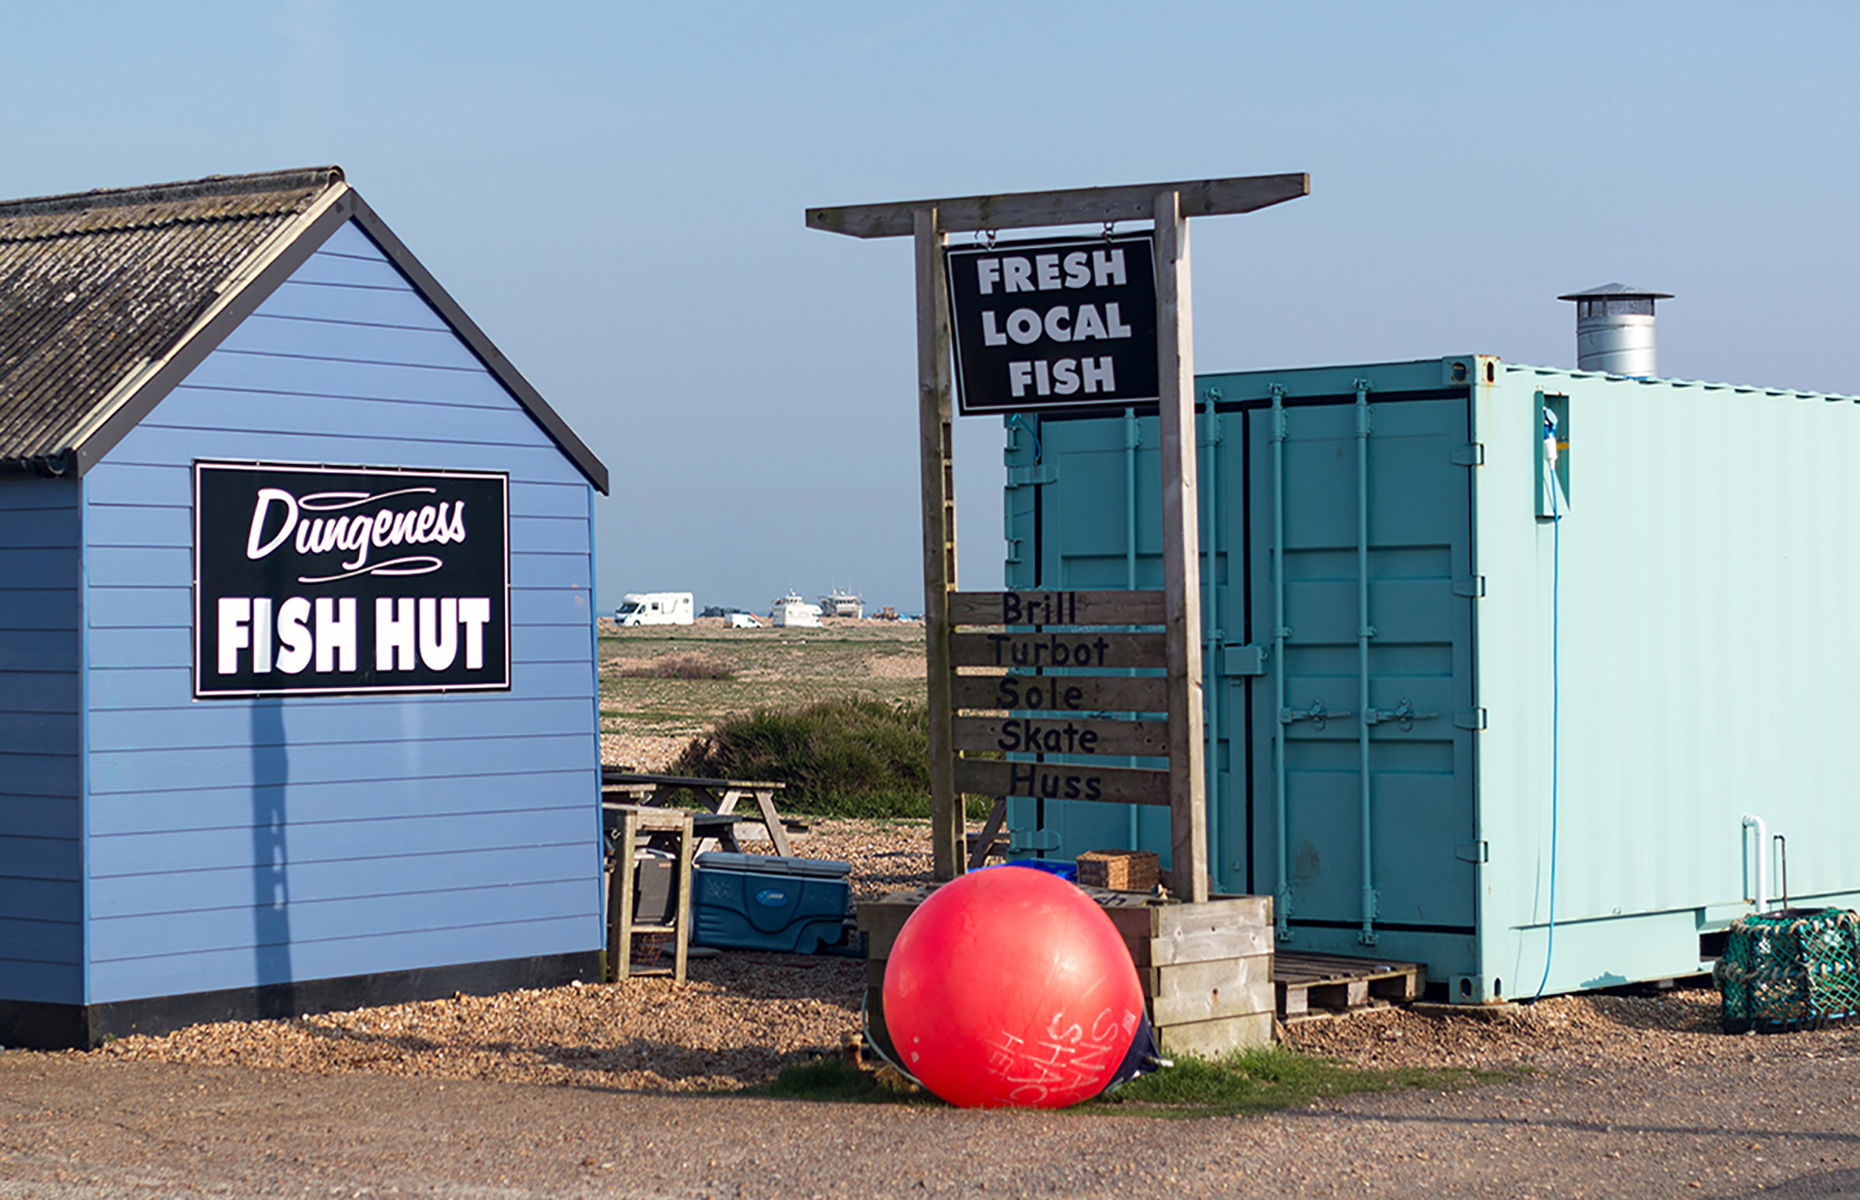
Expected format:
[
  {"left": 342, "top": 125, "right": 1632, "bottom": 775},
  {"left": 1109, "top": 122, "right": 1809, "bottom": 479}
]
[
  {"left": 82, "top": 220, "right": 601, "bottom": 1004},
  {"left": 0, "top": 476, "right": 84, "bottom": 1004}
]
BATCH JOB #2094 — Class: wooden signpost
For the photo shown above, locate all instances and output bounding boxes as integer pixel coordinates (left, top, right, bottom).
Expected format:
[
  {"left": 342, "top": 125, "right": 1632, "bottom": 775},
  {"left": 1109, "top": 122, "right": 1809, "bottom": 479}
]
[{"left": 808, "top": 175, "right": 1308, "bottom": 902}]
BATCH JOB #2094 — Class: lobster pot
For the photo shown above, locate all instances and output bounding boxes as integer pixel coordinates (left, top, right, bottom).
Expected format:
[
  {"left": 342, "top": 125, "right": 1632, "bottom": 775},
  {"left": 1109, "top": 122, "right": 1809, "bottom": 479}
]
[{"left": 1717, "top": 909, "right": 1860, "bottom": 1033}]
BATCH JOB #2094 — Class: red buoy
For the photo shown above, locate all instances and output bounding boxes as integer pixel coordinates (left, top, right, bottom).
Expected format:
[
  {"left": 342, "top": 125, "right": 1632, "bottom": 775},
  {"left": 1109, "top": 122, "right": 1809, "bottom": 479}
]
[{"left": 882, "top": 866, "right": 1145, "bottom": 1108}]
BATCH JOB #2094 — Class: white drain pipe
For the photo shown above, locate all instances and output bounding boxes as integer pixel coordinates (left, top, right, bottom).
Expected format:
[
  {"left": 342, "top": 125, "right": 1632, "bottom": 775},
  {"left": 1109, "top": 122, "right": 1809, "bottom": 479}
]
[{"left": 1742, "top": 815, "right": 1768, "bottom": 913}]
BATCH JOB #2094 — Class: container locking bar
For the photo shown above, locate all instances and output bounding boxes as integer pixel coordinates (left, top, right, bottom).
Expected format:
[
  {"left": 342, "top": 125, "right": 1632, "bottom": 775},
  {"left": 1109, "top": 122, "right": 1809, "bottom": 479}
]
[
  {"left": 1279, "top": 699, "right": 1350, "bottom": 729},
  {"left": 1363, "top": 699, "right": 1439, "bottom": 731}
]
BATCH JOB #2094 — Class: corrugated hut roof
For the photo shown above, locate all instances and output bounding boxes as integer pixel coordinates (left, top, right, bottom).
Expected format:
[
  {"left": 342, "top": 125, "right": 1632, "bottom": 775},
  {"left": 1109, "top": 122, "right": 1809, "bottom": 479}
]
[
  {"left": 0, "top": 167, "right": 606, "bottom": 491},
  {"left": 0, "top": 167, "right": 344, "bottom": 471}
]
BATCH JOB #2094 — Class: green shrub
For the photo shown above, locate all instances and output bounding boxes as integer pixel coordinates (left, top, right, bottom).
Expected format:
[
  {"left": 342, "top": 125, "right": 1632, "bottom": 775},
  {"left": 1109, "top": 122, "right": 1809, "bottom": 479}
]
[
  {"left": 673, "top": 698, "right": 987, "bottom": 819},
  {"left": 616, "top": 653, "right": 733, "bottom": 680}
]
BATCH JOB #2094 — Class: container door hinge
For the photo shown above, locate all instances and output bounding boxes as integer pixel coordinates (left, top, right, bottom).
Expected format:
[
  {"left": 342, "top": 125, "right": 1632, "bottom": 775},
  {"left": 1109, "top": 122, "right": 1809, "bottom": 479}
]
[
  {"left": 1006, "top": 465, "right": 1057, "bottom": 488},
  {"left": 1223, "top": 644, "right": 1268, "bottom": 677},
  {"left": 1008, "top": 828, "right": 1061, "bottom": 852},
  {"left": 1451, "top": 444, "right": 1485, "bottom": 467},
  {"left": 1452, "top": 575, "right": 1487, "bottom": 598},
  {"left": 1453, "top": 708, "right": 1488, "bottom": 731},
  {"left": 1456, "top": 840, "right": 1490, "bottom": 864}
]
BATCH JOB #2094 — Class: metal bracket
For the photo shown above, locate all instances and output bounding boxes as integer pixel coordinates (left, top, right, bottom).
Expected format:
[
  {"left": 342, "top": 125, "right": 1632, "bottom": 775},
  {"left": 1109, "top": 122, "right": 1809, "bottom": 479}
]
[
  {"left": 1223, "top": 644, "right": 1268, "bottom": 676},
  {"left": 1280, "top": 699, "right": 1350, "bottom": 730},
  {"left": 1452, "top": 576, "right": 1487, "bottom": 598},
  {"left": 1456, "top": 841, "right": 1490, "bottom": 864},
  {"left": 1454, "top": 708, "right": 1489, "bottom": 731},
  {"left": 1451, "top": 444, "right": 1486, "bottom": 467},
  {"left": 1364, "top": 698, "right": 1439, "bottom": 731},
  {"left": 1007, "top": 828, "right": 1061, "bottom": 852},
  {"left": 1006, "top": 464, "right": 1056, "bottom": 487}
]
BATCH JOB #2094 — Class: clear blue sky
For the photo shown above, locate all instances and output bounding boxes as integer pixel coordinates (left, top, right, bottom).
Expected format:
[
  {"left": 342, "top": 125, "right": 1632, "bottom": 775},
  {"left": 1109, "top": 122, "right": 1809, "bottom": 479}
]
[{"left": 8, "top": 2, "right": 1856, "bottom": 614}]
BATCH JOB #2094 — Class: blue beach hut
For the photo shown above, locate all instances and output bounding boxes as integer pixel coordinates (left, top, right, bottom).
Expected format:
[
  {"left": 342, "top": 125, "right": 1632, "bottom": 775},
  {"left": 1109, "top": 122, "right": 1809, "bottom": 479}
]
[{"left": 0, "top": 167, "right": 608, "bottom": 1048}]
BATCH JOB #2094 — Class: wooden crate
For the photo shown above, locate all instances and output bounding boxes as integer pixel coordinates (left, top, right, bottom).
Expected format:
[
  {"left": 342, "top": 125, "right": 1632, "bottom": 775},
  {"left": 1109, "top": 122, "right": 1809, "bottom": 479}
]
[
  {"left": 1098, "top": 893, "right": 1275, "bottom": 1058},
  {"left": 1075, "top": 849, "right": 1159, "bottom": 892},
  {"left": 857, "top": 885, "right": 1275, "bottom": 1061}
]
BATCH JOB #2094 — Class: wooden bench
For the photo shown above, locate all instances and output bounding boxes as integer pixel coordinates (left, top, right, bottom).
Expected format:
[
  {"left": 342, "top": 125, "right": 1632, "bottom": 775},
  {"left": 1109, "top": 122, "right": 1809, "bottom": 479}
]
[{"left": 600, "top": 769, "right": 797, "bottom": 857}]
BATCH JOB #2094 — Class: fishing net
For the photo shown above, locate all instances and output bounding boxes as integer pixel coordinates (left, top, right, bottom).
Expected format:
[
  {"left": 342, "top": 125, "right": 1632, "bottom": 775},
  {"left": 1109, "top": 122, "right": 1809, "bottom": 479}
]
[{"left": 1715, "top": 907, "right": 1860, "bottom": 1034}]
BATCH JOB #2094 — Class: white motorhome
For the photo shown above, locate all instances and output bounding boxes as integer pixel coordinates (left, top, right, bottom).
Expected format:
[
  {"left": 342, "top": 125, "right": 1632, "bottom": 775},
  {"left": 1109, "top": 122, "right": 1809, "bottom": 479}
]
[
  {"left": 614, "top": 592, "right": 694, "bottom": 626},
  {"left": 770, "top": 593, "right": 822, "bottom": 628}
]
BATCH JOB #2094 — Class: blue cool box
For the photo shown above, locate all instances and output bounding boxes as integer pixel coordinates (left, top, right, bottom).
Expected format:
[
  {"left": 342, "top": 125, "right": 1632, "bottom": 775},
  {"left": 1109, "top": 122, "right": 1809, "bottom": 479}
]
[{"left": 690, "top": 852, "right": 853, "bottom": 954}]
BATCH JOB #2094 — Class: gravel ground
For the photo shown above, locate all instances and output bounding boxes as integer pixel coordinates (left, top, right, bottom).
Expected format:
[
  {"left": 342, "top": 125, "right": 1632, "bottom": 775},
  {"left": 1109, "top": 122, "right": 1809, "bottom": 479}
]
[
  {"left": 10, "top": 822, "right": 1860, "bottom": 1198},
  {"left": 64, "top": 817, "right": 1860, "bottom": 1104},
  {"left": 84, "top": 820, "right": 935, "bottom": 1093}
]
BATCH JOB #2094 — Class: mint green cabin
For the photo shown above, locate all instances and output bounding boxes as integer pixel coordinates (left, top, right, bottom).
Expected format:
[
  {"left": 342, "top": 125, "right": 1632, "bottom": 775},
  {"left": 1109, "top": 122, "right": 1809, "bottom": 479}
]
[{"left": 1002, "top": 355, "right": 1860, "bottom": 1002}]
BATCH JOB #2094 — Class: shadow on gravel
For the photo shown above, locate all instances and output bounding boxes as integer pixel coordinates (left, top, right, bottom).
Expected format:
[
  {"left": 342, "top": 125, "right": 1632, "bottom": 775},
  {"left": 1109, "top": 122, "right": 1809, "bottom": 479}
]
[
  {"left": 1727, "top": 1168, "right": 1860, "bottom": 1198},
  {"left": 1296, "top": 1106, "right": 1860, "bottom": 1149},
  {"left": 286, "top": 1023, "right": 820, "bottom": 1088}
]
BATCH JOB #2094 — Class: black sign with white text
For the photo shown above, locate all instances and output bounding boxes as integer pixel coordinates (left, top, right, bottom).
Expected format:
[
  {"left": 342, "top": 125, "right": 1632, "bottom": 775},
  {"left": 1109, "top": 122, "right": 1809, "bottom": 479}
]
[
  {"left": 945, "top": 234, "right": 1158, "bottom": 415},
  {"left": 193, "top": 462, "right": 511, "bottom": 698}
]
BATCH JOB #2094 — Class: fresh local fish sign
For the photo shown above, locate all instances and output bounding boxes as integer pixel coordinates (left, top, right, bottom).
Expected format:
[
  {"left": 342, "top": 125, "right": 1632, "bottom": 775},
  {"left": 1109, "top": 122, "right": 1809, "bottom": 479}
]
[
  {"left": 193, "top": 462, "right": 510, "bottom": 698},
  {"left": 945, "top": 234, "right": 1158, "bottom": 415}
]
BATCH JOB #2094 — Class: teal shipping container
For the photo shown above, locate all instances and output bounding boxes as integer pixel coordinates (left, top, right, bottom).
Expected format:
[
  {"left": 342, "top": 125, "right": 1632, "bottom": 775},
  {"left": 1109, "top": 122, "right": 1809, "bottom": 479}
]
[{"left": 1001, "top": 354, "right": 1860, "bottom": 1003}]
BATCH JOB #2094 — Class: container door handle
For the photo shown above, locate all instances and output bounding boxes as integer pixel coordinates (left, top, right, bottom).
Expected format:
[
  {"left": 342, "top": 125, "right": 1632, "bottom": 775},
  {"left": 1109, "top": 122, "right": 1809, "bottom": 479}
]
[
  {"left": 1279, "top": 699, "right": 1351, "bottom": 730},
  {"left": 1363, "top": 698, "right": 1438, "bottom": 731}
]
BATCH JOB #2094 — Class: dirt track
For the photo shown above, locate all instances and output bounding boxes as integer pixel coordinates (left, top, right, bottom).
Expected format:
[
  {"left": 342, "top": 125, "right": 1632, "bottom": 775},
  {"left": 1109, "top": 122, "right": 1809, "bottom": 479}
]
[{"left": 4, "top": 1037, "right": 1860, "bottom": 1199}]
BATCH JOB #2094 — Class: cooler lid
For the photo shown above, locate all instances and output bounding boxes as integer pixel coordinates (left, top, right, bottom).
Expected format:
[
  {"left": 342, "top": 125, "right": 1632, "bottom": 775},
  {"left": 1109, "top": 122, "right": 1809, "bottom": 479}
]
[{"left": 695, "top": 851, "right": 852, "bottom": 879}]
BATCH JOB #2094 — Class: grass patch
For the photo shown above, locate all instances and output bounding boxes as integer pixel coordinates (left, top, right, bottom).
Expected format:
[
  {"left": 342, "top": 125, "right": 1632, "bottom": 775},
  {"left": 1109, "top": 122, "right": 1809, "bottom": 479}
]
[
  {"left": 616, "top": 653, "right": 734, "bottom": 681},
  {"left": 1095, "top": 1044, "right": 1499, "bottom": 1117},
  {"left": 750, "top": 1045, "right": 1499, "bottom": 1116},
  {"left": 749, "top": 1057, "right": 920, "bottom": 1104},
  {"left": 672, "top": 697, "right": 987, "bottom": 819}
]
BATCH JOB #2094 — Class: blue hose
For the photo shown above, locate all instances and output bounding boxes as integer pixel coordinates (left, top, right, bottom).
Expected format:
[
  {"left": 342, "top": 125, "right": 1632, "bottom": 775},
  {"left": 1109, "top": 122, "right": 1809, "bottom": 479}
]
[{"left": 1535, "top": 426, "right": 1562, "bottom": 1002}]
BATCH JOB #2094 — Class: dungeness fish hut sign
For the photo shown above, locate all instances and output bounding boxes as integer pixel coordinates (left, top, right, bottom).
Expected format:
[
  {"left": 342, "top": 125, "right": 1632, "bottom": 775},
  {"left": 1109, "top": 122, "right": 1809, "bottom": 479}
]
[{"left": 194, "top": 461, "right": 510, "bottom": 698}]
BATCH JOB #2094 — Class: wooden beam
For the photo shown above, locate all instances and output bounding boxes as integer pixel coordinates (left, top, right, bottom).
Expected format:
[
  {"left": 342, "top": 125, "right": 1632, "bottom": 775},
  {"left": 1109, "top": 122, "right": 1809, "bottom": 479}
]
[
  {"left": 949, "top": 630, "right": 1166, "bottom": 670},
  {"left": 809, "top": 173, "right": 1309, "bottom": 240},
  {"left": 947, "top": 589, "right": 1166, "bottom": 627},
  {"left": 953, "top": 714, "right": 1170, "bottom": 759},
  {"left": 951, "top": 673, "right": 1168, "bottom": 714},
  {"left": 1155, "top": 188, "right": 1211, "bottom": 904},
  {"left": 953, "top": 758, "right": 1172, "bottom": 807},
  {"left": 917, "top": 206, "right": 962, "bottom": 882}
]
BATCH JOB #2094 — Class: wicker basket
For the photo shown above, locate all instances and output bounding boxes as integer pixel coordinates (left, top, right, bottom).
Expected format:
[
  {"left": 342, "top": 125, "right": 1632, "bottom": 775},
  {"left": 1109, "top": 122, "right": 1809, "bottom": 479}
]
[{"left": 1075, "top": 849, "right": 1159, "bottom": 892}]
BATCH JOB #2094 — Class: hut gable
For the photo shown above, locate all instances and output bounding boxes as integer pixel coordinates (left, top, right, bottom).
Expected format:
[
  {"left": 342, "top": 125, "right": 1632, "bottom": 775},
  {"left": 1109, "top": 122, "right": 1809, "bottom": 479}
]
[{"left": 0, "top": 167, "right": 605, "bottom": 492}]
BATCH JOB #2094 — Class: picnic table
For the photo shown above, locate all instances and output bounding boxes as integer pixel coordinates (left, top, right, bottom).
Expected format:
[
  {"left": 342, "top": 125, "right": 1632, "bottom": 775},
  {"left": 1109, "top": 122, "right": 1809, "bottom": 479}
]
[{"left": 600, "top": 769, "right": 798, "bottom": 857}]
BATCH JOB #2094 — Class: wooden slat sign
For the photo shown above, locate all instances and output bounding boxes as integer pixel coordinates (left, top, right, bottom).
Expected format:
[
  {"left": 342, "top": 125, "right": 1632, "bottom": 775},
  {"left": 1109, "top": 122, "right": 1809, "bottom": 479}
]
[
  {"left": 951, "top": 673, "right": 1167, "bottom": 715},
  {"left": 949, "top": 588, "right": 1170, "bottom": 810},
  {"left": 955, "top": 758, "right": 1170, "bottom": 807},
  {"left": 949, "top": 630, "right": 1165, "bottom": 670},
  {"left": 948, "top": 589, "right": 1164, "bottom": 627}
]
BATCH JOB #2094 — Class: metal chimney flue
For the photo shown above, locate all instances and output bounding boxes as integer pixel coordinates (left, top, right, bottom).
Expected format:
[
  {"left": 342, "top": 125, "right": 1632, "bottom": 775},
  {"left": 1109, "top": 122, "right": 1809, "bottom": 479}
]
[{"left": 1558, "top": 283, "right": 1673, "bottom": 377}]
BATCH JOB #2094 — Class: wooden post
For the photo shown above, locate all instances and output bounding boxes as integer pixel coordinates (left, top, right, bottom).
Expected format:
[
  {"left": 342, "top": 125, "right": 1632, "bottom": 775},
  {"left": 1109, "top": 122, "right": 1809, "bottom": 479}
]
[
  {"left": 915, "top": 206, "right": 962, "bottom": 880},
  {"left": 1154, "top": 189, "right": 1210, "bottom": 903}
]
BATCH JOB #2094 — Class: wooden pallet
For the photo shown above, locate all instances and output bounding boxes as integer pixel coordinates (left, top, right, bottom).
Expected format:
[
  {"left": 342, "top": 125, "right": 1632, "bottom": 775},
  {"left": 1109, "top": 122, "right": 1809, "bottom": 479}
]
[{"left": 1275, "top": 950, "right": 1424, "bottom": 1020}]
